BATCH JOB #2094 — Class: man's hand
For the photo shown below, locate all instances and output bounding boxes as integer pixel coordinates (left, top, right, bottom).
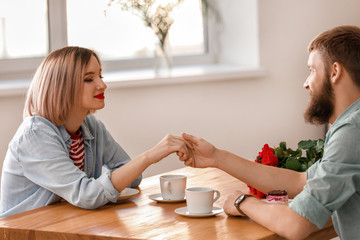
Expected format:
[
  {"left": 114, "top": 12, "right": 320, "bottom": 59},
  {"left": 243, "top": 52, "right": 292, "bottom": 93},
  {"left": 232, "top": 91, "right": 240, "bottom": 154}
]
[
  {"left": 223, "top": 190, "right": 247, "bottom": 216},
  {"left": 180, "top": 133, "right": 218, "bottom": 168}
]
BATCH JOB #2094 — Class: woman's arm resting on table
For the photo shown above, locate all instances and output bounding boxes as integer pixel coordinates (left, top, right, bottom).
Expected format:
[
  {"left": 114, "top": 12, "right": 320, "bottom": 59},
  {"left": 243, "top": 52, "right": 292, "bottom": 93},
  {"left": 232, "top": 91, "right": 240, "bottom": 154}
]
[
  {"left": 224, "top": 191, "right": 319, "bottom": 240},
  {"left": 182, "top": 133, "right": 306, "bottom": 198}
]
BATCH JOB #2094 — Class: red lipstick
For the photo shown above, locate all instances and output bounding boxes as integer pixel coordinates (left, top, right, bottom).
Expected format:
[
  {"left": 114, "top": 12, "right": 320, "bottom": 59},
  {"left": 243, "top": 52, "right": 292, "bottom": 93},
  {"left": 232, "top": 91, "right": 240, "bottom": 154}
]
[{"left": 94, "top": 93, "right": 105, "bottom": 99}]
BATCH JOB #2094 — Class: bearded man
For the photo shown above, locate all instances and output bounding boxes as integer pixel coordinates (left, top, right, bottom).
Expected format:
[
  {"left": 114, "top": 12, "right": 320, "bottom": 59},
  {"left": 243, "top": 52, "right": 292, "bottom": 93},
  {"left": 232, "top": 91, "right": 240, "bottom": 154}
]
[{"left": 178, "top": 26, "right": 360, "bottom": 239}]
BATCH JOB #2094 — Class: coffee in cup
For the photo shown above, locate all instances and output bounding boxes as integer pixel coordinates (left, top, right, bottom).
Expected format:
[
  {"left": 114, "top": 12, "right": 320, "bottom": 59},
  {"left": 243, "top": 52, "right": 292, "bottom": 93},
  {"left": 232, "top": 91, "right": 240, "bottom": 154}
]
[
  {"left": 160, "top": 175, "right": 187, "bottom": 200},
  {"left": 185, "top": 187, "right": 220, "bottom": 214}
]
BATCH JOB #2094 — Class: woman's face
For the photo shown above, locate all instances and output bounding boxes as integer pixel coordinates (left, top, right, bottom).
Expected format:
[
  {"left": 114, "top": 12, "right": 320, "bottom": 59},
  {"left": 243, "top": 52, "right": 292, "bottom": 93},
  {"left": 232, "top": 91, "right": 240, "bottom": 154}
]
[{"left": 80, "top": 55, "right": 107, "bottom": 113}]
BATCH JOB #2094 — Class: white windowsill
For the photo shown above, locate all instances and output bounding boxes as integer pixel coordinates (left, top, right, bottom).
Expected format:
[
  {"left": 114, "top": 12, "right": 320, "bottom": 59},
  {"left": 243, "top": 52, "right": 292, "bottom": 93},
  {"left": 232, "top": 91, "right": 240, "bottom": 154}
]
[{"left": 0, "top": 64, "right": 266, "bottom": 97}]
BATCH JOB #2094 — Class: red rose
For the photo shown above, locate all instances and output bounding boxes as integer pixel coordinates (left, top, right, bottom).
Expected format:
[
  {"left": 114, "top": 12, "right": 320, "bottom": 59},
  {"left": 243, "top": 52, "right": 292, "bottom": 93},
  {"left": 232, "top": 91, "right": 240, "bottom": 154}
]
[
  {"left": 258, "top": 144, "right": 278, "bottom": 166},
  {"left": 247, "top": 185, "right": 266, "bottom": 198},
  {"left": 248, "top": 144, "right": 279, "bottom": 198}
]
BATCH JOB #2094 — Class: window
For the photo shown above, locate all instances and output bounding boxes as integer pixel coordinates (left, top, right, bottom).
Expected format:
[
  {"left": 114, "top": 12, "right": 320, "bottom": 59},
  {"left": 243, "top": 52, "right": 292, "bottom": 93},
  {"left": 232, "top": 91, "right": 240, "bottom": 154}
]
[
  {"left": 0, "top": 0, "right": 48, "bottom": 59},
  {"left": 0, "top": 0, "right": 212, "bottom": 80}
]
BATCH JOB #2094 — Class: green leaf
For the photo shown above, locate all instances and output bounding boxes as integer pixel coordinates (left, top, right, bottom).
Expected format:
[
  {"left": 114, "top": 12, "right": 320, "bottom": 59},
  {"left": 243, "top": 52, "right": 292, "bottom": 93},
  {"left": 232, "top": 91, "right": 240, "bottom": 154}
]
[
  {"left": 312, "top": 148, "right": 317, "bottom": 158},
  {"left": 298, "top": 140, "right": 316, "bottom": 150},
  {"left": 300, "top": 163, "right": 308, "bottom": 172},
  {"left": 285, "top": 157, "right": 302, "bottom": 171},
  {"left": 280, "top": 142, "right": 287, "bottom": 151},
  {"left": 295, "top": 149, "right": 302, "bottom": 158},
  {"left": 306, "top": 149, "right": 313, "bottom": 159},
  {"left": 274, "top": 148, "right": 284, "bottom": 159},
  {"left": 298, "top": 157, "right": 308, "bottom": 163},
  {"left": 287, "top": 148, "right": 298, "bottom": 156},
  {"left": 315, "top": 139, "right": 325, "bottom": 153}
]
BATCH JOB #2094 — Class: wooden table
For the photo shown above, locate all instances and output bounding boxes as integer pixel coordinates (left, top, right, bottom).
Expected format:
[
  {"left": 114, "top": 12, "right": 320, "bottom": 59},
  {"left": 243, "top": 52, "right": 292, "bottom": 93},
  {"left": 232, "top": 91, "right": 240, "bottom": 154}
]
[{"left": 0, "top": 167, "right": 337, "bottom": 240}]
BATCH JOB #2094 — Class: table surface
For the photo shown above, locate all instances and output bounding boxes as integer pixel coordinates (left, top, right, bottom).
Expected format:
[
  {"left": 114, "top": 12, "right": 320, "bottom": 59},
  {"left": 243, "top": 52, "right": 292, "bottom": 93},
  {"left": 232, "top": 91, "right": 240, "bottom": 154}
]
[{"left": 0, "top": 167, "right": 337, "bottom": 240}]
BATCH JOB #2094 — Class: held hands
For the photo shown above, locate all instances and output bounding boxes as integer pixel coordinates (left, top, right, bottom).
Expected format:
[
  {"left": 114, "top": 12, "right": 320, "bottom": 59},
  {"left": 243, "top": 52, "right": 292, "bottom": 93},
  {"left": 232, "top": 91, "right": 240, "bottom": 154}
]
[
  {"left": 146, "top": 134, "right": 193, "bottom": 164},
  {"left": 147, "top": 133, "right": 218, "bottom": 168},
  {"left": 179, "top": 133, "right": 218, "bottom": 168}
]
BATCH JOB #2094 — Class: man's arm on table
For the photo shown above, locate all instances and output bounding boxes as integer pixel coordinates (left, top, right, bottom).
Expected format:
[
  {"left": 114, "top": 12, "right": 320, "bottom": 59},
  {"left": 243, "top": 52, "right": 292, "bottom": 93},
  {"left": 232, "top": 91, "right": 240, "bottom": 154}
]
[
  {"left": 224, "top": 191, "right": 319, "bottom": 240},
  {"left": 214, "top": 146, "right": 317, "bottom": 238},
  {"left": 213, "top": 149, "right": 306, "bottom": 198}
]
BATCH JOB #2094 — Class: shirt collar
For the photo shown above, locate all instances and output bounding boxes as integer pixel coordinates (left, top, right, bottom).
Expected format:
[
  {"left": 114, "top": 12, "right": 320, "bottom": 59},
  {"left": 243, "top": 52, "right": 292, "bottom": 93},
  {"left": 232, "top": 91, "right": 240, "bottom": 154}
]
[
  {"left": 80, "top": 119, "right": 94, "bottom": 140},
  {"left": 332, "top": 97, "right": 360, "bottom": 127},
  {"left": 59, "top": 119, "right": 94, "bottom": 142}
]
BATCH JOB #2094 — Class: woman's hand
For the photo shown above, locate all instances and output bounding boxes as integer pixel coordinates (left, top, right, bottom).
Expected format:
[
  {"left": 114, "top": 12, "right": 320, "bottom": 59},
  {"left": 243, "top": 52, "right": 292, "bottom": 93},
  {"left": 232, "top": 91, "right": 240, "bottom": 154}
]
[{"left": 180, "top": 133, "right": 218, "bottom": 168}]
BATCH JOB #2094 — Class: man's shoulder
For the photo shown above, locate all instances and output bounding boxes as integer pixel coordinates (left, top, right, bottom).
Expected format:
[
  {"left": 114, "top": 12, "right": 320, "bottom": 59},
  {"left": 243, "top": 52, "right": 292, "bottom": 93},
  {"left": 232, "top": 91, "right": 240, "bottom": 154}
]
[
  {"left": 324, "top": 117, "right": 360, "bottom": 164},
  {"left": 329, "top": 106, "right": 360, "bottom": 136},
  {"left": 330, "top": 117, "right": 360, "bottom": 138}
]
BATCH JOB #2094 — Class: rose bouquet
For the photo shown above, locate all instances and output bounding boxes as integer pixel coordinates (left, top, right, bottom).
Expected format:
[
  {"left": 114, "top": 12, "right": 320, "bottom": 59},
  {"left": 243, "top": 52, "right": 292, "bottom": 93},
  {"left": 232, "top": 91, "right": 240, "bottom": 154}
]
[{"left": 248, "top": 139, "right": 324, "bottom": 198}]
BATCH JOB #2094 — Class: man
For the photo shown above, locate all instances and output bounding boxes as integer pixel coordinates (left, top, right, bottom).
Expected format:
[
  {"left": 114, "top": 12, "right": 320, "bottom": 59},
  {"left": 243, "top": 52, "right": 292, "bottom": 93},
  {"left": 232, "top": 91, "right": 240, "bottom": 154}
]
[{"left": 179, "top": 26, "right": 360, "bottom": 239}]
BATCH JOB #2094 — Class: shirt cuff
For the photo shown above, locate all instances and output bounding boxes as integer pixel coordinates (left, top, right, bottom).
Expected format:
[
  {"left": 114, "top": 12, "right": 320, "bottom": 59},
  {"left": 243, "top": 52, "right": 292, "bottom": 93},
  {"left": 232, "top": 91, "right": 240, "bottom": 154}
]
[
  {"left": 98, "top": 170, "right": 120, "bottom": 203},
  {"left": 128, "top": 173, "right": 142, "bottom": 188},
  {"left": 290, "top": 190, "right": 331, "bottom": 229}
]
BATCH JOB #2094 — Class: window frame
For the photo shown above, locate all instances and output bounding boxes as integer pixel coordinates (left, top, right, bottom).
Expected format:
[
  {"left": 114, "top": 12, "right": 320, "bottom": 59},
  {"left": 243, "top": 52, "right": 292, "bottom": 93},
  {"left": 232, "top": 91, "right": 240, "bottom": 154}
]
[{"left": 0, "top": 0, "right": 215, "bottom": 80}]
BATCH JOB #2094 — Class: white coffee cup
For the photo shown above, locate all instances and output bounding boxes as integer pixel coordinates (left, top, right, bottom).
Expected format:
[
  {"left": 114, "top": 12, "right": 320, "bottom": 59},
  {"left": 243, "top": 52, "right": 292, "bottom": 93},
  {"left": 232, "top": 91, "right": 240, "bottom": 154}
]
[
  {"left": 160, "top": 175, "right": 187, "bottom": 200},
  {"left": 185, "top": 187, "right": 220, "bottom": 214}
]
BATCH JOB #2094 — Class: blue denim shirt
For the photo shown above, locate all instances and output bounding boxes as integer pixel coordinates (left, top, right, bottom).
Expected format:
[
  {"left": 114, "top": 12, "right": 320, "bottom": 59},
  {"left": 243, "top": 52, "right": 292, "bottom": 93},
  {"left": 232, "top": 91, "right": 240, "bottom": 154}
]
[
  {"left": 290, "top": 98, "right": 360, "bottom": 240},
  {"left": 0, "top": 115, "right": 142, "bottom": 218}
]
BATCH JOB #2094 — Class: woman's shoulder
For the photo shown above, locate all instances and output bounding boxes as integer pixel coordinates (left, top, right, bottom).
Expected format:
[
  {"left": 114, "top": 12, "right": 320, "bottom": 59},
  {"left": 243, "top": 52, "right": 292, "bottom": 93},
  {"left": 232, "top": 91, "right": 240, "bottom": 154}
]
[
  {"left": 9, "top": 116, "right": 64, "bottom": 149},
  {"left": 15, "top": 116, "right": 62, "bottom": 142},
  {"left": 22, "top": 116, "right": 59, "bottom": 132}
]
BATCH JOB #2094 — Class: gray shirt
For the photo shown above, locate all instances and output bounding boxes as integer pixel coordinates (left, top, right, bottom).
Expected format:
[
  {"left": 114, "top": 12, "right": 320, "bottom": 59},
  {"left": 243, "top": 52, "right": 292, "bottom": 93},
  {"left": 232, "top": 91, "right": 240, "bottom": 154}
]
[{"left": 290, "top": 98, "right": 360, "bottom": 240}]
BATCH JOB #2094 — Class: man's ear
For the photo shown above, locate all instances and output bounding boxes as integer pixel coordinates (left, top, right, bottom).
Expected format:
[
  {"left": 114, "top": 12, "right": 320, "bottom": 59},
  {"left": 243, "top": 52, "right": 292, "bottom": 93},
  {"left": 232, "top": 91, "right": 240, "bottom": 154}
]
[{"left": 330, "top": 62, "right": 342, "bottom": 84}]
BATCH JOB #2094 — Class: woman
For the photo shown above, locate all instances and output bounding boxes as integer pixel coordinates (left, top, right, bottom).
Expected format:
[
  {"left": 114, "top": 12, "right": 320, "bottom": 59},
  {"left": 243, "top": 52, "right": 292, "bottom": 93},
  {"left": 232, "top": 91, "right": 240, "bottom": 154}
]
[{"left": 0, "top": 46, "right": 190, "bottom": 217}]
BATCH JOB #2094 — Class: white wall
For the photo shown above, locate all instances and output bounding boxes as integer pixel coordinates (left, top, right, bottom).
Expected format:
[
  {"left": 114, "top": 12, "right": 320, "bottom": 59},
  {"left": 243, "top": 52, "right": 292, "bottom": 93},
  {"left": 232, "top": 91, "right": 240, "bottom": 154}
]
[{"left": 1, "top": 0, "right": 360, "bottom": 180}]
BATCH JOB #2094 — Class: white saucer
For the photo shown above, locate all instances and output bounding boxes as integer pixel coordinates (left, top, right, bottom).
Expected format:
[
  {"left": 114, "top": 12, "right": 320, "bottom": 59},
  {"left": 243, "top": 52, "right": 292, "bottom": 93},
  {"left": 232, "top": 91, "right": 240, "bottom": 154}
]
[
  {"left": 118, "top": 188, "right": 139, "bottom": 201},
  {"left": 174, "top": 206, "right": 224, "bottom": 218},
  {"left": 149, "top": 193, "right": 186, "bottom": 203}
]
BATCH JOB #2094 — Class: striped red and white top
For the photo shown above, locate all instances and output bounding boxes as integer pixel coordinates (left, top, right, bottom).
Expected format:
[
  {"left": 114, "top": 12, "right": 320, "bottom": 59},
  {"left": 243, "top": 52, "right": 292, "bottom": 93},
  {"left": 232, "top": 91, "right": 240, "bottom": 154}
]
[{"left": 68, "top": 130, "right": 85, "bottom": 171}]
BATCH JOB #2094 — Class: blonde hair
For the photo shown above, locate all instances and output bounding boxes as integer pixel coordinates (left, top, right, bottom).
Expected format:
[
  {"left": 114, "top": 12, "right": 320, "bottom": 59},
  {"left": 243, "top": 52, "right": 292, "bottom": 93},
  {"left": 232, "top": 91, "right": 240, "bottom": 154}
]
[{"left": 24, "top": 46, "right": 101, "bottom": 126}]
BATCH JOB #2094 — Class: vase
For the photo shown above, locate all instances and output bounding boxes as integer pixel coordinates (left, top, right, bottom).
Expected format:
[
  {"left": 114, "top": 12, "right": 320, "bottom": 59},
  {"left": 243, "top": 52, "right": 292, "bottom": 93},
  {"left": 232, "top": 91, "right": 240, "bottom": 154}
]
[{"left": 154, "top": 42, "right": 172, "bottom": 77}]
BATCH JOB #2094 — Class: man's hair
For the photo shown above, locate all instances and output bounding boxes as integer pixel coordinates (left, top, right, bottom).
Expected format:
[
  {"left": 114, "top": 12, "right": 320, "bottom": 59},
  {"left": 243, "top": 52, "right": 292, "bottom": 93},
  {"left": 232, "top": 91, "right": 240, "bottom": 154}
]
[
  {"left": 24, "top": 46, "right": 101, "bottom": 126},
  {"left": 308, "top": 25, "right": 360, "bottom": 87}
]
